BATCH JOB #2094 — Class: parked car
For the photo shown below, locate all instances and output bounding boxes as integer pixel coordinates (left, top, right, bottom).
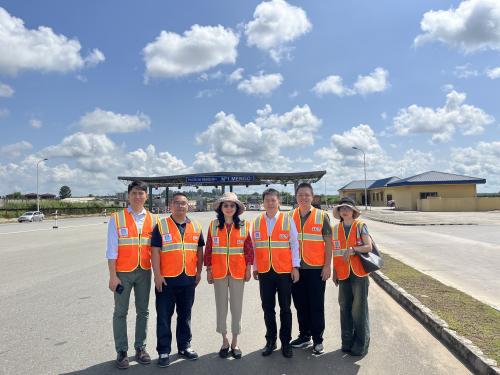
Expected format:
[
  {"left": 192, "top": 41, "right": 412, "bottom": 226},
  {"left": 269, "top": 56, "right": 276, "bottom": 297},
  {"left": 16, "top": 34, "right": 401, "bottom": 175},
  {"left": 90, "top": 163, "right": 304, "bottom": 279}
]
[{"left": 17, "top": 211, "right": 45, "bottom": 222}]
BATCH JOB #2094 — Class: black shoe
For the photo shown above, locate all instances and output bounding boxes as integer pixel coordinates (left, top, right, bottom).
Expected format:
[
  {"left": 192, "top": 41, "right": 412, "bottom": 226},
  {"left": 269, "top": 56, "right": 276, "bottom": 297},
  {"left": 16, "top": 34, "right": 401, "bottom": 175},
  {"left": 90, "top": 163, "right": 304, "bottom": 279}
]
[
  {"left": 262, "top": 342, "right": 277, "bottom": 356},
  {"left": 290, "top": 335, "right": 312, "bottom": 348},
  {"left": 158, "top": 353, "right": 170, "bottom": 367},
  {"left": 135, "top": 347, "right": 151, "bottom": 364},
  {"left": 219, "top": 345, "right": 230, "bottom": 359},
  {"left": 281, "top": 344, "right": 293, "bottom": 358},
  {"left": 116, "top": 351, "right": 129, "bottom": 369},
  {"left": 231, "top": 346, "right": 242, "bottom": 359},
  {"left": 178, "top": 347, "right": 199, "bottom": 360},
  {"left": 341, "top": 346, "right": 351, "bottom": 353}
]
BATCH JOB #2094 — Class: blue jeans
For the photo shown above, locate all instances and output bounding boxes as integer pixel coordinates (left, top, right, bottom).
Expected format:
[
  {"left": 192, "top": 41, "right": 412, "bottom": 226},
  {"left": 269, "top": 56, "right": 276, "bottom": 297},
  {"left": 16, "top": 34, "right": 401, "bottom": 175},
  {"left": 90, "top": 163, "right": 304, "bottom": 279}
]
[{"left": 338, "top": 272, "right": 370, "bottom": 355}]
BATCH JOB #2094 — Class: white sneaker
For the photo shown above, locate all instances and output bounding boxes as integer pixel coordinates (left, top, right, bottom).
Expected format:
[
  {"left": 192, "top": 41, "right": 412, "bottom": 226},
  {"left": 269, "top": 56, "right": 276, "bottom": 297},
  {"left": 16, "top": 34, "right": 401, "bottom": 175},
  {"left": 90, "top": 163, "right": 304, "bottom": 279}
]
[{"left": 312, "top": 343, "right": 324, "bottom": 355}]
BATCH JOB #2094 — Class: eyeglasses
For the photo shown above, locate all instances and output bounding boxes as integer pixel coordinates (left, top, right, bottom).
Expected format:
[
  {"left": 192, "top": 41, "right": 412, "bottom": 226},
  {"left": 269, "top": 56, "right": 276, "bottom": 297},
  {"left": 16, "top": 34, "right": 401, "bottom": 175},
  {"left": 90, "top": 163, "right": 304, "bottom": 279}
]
[
  {"left": 173, "top": 201, "right": 188, "bottom": 207},
  {"left": 222, "top": 203, "right": 236, "bottom": 208}
]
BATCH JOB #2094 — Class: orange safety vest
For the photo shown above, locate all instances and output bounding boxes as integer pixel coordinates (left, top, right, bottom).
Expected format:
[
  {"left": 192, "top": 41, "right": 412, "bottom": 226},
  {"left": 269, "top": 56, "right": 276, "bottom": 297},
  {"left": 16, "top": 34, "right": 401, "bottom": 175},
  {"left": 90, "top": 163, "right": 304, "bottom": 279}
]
[
  {"left": 157, "top": 216, "right": 202, "bottom": 277},
  {"left": 253, "top": 212, "right": 293, "bottom": 274},
  {"left": 209, "top": 220, "right": 250, "bottom": 279},
  {"left": 291, "top": 207, "right": 326, "bottom": 266},
  {"left": 115, "top": 208, "right": 155, "bottom": 272},
  {"left": 332, "top": 220, "right": 368, "bottom": 280}
]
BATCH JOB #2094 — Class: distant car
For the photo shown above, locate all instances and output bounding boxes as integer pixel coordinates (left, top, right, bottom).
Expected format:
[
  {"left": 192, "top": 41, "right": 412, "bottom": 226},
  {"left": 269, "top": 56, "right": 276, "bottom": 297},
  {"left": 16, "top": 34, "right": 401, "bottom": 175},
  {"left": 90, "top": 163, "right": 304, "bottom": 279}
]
[
  {"left": 17, "top": 211, "right": 45, "bottom": 222},
  {"left": 387, "top": 200, "right": 396, "bottom": 208}
]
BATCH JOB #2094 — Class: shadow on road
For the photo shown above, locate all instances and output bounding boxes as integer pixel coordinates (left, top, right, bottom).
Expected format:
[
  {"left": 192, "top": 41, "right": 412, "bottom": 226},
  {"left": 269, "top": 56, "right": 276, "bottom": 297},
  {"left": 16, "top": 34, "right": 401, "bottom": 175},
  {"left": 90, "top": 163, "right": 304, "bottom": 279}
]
[{"left": 61, "top": 348, "right": 361, "bottom": 375}]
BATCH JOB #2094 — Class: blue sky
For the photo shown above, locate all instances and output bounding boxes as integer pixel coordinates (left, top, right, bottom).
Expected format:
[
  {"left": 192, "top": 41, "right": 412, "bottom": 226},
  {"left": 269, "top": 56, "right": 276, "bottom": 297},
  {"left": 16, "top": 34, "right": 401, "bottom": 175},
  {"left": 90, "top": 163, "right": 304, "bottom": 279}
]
[{"left": 0, "top": 0, "right": 499, "bottom": 195}]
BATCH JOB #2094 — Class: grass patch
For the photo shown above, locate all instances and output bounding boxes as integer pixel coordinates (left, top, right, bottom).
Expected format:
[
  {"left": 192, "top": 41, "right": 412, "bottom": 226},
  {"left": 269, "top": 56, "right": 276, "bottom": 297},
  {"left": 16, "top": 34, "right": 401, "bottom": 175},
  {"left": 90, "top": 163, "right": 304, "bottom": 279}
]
[{"left": 381, "top": 253, "right": 500, "bottom": 364}]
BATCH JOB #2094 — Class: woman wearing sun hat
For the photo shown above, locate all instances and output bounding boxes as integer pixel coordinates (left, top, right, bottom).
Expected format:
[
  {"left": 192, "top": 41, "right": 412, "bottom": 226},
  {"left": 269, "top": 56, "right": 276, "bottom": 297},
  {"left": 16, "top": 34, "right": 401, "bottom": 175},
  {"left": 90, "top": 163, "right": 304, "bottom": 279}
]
[
  {"left": 331, "top": 197, "right": 373, "bottom": 357},
  {"left": 204, "top": 192, "right": 254, "bottom": 359}
]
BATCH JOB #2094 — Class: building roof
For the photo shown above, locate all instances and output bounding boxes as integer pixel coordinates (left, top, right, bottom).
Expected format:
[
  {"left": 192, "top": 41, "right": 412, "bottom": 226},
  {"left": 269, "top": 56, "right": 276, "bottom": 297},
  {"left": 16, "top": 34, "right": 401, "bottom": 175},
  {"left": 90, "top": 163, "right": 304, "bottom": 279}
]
[
  {"left": 118, "top": 171, "right": 326, "bottom": 187},
  {"left": 339, "top": 180, "right": 376, "bottom": 190},
  {"left": 386, "top": 171, "right": 486, "bottom": 187},
  {"left": 339, "top": 171, "right": 486, "bottom": 191}
]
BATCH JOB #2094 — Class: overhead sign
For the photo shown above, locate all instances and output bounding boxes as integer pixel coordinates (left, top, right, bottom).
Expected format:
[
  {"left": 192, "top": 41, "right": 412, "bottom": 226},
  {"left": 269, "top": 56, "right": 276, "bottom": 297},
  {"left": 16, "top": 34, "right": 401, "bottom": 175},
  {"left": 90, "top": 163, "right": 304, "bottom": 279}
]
[{"left": 186, "top": 175, "right": 255, "bottom": 184}]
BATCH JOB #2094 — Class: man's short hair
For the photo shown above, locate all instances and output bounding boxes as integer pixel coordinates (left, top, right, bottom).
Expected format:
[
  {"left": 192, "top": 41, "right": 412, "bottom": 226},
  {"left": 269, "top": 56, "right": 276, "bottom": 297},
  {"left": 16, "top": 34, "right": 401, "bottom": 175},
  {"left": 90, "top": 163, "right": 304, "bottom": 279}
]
[
  {"left": 295, "top": 182, "right": 314, "bottom": 195},
  {"left": 172, "top": 192, "right": 188, "bottom": 201},
  {"left": 128, "top": 180, "right": 148, "bottom": 193},
  {"left": 262, "top": 188, "right": 280, "bottom": 200}
]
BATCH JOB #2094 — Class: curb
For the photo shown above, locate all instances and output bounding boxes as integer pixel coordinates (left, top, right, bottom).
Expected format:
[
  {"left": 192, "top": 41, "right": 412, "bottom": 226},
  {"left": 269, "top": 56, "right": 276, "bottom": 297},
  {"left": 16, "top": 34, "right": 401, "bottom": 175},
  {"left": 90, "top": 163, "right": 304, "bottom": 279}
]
[
  {"left": 371, "top": 270, "right": 500, "bottom": 375},
  {"left": 362, "top": 216, "right": 477, "bottom": 226}
]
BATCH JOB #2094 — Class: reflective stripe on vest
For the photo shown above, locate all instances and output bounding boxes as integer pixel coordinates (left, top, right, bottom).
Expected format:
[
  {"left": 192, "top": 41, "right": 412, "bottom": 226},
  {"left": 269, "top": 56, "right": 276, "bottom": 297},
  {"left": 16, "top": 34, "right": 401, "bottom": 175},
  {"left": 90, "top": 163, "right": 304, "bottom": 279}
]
[
  {"left": 291, "top": 207, "right": 326, "bottom": 266},
  {"left": 115, "top": 209, "right": 154, "bottom": 272},
  {"left": 253, "top": 213, "right": 292, "bottom": 274},
  {"left": 210, "top": 220, "right": 249, "bottom": 279},
  {"left": 157, "top": 216, "right": 202, "bottom": 277},
  {"left": 332, "top": 220, "right": 368, "bottom": 280}
]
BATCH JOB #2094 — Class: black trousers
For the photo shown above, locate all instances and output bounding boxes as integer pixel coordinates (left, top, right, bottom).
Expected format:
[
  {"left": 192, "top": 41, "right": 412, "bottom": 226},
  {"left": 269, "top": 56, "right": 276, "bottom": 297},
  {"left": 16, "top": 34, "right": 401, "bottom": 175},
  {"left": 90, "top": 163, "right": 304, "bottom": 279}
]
[
  {"left": 155, "top": 282, "right": 195, "bottom": 354},
  {"left": 258, "top": 269, "right": 292, "bottom": 345},
  {"left": 292, "top": 268, "right": 326, "bottom": 344}
]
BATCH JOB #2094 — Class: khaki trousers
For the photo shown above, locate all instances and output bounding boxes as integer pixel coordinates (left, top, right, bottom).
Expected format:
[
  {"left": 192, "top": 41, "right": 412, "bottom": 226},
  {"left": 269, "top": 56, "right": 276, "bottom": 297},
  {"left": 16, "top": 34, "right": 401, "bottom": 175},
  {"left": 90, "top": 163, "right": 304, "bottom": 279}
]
[{"left": 213, "top": 276, "right": 245, "bottom": 335}]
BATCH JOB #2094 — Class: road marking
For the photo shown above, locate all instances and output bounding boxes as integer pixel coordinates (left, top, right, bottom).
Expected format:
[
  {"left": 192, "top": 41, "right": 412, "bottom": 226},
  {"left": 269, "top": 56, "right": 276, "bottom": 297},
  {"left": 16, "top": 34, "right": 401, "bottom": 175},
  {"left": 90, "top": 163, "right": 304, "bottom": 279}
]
[{"left": 0, "top": 223, "right": 104, "bottom": 235}]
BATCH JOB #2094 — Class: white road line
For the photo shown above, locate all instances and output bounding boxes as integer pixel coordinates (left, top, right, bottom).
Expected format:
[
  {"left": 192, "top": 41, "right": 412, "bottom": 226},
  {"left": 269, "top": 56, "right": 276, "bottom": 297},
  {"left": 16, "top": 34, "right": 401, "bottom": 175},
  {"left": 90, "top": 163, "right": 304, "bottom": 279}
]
[{"left": 0, "top": 223, "right": 105, "bottom": 235}]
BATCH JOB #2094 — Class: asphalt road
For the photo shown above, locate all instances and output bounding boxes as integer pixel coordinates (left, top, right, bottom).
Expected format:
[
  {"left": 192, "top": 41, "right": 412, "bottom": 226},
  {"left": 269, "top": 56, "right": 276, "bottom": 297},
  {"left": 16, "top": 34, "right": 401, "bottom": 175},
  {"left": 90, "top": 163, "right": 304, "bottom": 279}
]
[
  {"left": 0, "top": 213, "right": 472, "bottom": 375},
  {"left": 364, "top": 218, "right": 500, "bottom": 310}
]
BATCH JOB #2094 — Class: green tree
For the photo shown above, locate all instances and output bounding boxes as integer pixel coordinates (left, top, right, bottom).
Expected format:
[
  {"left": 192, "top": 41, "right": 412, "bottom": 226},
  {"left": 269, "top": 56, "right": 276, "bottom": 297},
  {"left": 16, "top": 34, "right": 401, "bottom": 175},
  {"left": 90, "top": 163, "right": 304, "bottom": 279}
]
[
  {"left": 59, "top": 185, "right": 72, "bottom": 199},
  {"left": 10, "top": 192, "right": 23, "bottom": 199}
]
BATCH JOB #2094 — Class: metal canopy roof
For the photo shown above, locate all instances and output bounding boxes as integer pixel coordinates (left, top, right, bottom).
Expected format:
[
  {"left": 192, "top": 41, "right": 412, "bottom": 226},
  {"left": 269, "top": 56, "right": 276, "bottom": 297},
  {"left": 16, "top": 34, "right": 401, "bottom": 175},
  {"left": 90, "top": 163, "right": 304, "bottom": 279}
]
[{"left": 118, "top": 170, "right": 326, "bottom": 187}]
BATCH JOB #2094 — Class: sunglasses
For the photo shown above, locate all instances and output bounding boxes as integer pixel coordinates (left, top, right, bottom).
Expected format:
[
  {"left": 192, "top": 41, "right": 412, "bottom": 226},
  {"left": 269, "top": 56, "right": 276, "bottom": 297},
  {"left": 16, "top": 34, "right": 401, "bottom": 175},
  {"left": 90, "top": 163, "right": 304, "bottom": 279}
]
[{"left": 222, "top": 203, "right": 237, "bottom": 208}]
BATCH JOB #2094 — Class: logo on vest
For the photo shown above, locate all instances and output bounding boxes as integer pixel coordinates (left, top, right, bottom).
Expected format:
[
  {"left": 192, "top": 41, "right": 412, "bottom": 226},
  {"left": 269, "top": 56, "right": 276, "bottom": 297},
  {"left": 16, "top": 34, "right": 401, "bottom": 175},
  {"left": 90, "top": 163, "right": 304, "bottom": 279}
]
[
  {"left": 311, "top": 226, "right": 321, "bottom": 232},
  {"left": 279, "top": 234, "right": 289, "bottom": 239},
  {"left": 163, "top": 233, "right": 172, "bottom": 243},
  {"left": 236, "top": 239, "right": 244, "bottom": 245},
  {"left": 255, "top": 231, "right": 261, "bottom": 240},
  {"left": 333, "top": 240, "right": 341, "bottom": 249},
  {"left": 213, "top": 237, "right": 219, "bottom": 245},
  {"left": 119, "top": 227, "right": 129, "bottom": 237}
]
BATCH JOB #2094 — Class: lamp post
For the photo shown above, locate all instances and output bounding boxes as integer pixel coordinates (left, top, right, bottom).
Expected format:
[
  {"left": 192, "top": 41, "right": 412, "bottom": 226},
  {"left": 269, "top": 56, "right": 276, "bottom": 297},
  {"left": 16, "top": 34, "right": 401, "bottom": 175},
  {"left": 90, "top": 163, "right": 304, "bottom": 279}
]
[
  {"left": 36, "top": 158, "right": 48, "bottom": 212},
  {"left": 352, "top": 147, "right": 367, "bottom": 210}
]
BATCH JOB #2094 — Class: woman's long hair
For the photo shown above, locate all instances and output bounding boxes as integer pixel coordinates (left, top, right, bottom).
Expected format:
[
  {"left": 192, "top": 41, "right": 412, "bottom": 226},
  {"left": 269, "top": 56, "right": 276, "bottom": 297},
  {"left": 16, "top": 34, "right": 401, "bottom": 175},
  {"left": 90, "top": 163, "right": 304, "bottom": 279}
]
[{"left": 216, "top": 205, "right": 241, "bottom": 230}]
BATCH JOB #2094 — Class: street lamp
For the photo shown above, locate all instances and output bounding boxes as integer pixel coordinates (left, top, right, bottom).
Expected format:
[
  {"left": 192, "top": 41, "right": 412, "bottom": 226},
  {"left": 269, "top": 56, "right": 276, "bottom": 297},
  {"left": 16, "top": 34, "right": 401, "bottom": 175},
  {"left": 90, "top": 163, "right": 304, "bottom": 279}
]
[
  {"left": 352, "top": 147, "right": 367, "bottom": 210},
  {"left": 36, "top": 158, "right": 48, "bottom": 212}
]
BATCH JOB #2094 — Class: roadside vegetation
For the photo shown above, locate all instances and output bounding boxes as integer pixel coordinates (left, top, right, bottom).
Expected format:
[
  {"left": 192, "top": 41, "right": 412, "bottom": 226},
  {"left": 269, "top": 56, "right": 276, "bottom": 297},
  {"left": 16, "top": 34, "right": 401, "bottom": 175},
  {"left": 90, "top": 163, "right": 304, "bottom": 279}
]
[{"left": 381, "top": 253, "right": 500, "bottom": 364}]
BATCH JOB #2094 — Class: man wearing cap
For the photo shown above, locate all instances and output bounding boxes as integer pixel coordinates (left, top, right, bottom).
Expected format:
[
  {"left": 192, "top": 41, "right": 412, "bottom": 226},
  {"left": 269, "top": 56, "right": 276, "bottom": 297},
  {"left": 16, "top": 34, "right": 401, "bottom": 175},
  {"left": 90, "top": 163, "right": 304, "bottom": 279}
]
[
  {"left": 150, "top": 192, "right": 205, "bottom": 367},
  {"left": 204, "top": 192, "right": 253, "bottom": 359},
  {"left": 106, "top": 180, "right": 155, "bottom": 369},
  {"left": 289, "top": 182, "right": 332, "bottom": 355},
  {"left": 332, "top": 197, "right": 372, "bottom": 357},
  {"left": 252, "top": 188, "right": 300, "bottom": 358}
]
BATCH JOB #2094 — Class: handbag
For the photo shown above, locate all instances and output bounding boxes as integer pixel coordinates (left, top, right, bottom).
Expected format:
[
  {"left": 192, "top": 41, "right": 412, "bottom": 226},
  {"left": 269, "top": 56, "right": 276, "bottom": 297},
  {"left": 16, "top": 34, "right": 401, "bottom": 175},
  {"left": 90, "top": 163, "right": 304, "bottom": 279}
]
[{"left": 356, "top": 235, "right": 384, "bottom": 273}]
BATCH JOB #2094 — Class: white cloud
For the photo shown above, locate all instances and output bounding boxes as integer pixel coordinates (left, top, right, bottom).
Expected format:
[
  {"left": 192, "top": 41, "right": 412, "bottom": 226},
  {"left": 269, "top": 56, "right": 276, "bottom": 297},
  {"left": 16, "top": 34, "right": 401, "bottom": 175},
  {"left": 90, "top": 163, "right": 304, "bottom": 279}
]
[
  {"left": 312, "top": 75, "right": 353, "bottom": 97},
  {"left": 0, "top": 82, "right": 14, "bottom": 97},
  {"left": 237, "top": 72, "right": 283, "bottom": 95},
  {"left": 0, "top": 7, "right": 104, "bottom": 75},
  {"left": 450, "top": 141, "right": 500, "bottom": 191},
  {"left": 0, "top": 141, "right": 32, "bottom": 158},
  {"left": 143, "top": 24, "right": 239, "bottom": 80},
  {"left": 195, "top": 104, "right": 321, "bottom": 171},
  {"left": 196, "top": 89, "right": 222, "bottom": 98},
  {"left": 228, "top": 68, "right": 244, "bottom": 83},
  {"left": 313, "top": 68, "right": 389, "bottom": 97},
  {"left": 392, "top": 90, "right": 495, "bottom": 142},
  {"left": 414, "top": 0, "right": 500, "bottom": 53},
  {"left": 353, "top": 67, "right": 390, "bottom": 95},
  {"left": 245, "top": 0, "right": 311, "bottom": 62},
  {"left": 78, "top": 108, "right": 151, "bottom": 134},
  {"left": 453, "top": 63, "right": 479, "bottom": 78},
  {"left": 30, "top": 119, "right": 43, "bottom": 129},
  {"left": 486, "top": 66, "right": 500, "bottom": 79}
]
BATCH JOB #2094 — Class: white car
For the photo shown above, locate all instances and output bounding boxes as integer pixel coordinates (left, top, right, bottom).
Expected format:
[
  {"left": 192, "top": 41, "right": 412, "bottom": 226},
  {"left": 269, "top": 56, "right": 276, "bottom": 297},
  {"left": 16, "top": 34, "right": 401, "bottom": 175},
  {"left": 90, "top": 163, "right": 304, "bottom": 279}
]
[{"left": 17, "top": 211, "right": 45, "bottom": 222}]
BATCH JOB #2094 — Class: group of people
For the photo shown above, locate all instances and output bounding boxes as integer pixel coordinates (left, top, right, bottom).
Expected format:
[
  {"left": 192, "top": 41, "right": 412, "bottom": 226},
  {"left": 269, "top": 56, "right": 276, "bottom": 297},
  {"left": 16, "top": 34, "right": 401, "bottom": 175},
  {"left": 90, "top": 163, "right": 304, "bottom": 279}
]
[{"left": 106, "top": 180, "right": 373, "bottom": 369}]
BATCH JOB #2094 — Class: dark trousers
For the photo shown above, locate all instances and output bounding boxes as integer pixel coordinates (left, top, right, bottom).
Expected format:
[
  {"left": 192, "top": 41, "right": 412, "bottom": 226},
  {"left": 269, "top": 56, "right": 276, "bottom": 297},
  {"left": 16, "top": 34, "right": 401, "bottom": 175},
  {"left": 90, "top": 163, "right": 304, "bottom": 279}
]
[
  {"left": 291, "top": 268, "right": 326, "bottom": 344},
  {"left": 258, "top": 269, "right": 292, "bottom": 345},
  {"left": 338, "top": 272, "right": 370, "bottom": 355},
  {"left": 155, "top": 282, "right": 195, "bottom": 355}
]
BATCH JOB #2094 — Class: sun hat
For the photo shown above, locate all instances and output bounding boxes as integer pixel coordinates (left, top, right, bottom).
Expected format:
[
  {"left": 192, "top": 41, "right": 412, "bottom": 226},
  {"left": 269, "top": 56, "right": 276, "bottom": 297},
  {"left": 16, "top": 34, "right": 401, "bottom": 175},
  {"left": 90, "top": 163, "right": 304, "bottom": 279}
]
[
  {"left": 213, "top": 192, "right": 245, "bottom": 215},
  {"left": 332, "top": 196, "right": 360, "bottom": 220}
]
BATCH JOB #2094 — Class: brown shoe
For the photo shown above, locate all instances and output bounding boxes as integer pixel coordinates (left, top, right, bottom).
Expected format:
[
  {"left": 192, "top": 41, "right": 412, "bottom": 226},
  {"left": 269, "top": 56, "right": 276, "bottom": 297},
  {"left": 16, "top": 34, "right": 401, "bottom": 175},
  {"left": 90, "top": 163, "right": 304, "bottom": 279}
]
[
  {"left": 116, "top": 351, "right": 129, "bottom": 369},
  {"left": 135, "top": 348, "right": 151, "bottom": 365}
]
